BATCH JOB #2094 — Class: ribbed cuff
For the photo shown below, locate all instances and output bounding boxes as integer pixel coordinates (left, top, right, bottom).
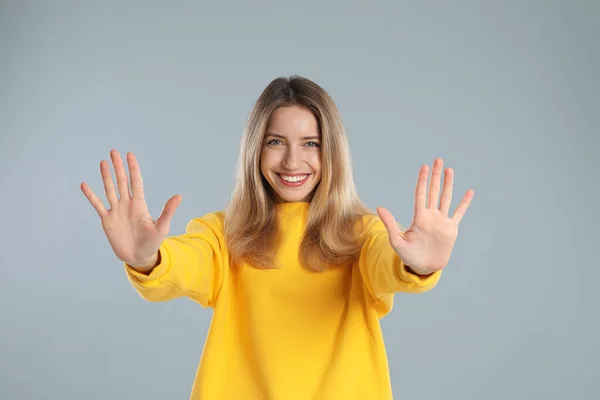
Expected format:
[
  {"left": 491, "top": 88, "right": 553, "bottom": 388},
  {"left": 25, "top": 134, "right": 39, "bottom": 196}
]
[{"left": 124, "top": 244, "right": 172, "bottom": 283}]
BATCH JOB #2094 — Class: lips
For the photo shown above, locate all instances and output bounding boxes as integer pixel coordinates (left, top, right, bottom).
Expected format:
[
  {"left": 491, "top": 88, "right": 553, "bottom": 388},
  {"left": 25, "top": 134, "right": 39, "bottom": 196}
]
[{"left": 277, "top": 173, "right": 310, "bottom": 187}]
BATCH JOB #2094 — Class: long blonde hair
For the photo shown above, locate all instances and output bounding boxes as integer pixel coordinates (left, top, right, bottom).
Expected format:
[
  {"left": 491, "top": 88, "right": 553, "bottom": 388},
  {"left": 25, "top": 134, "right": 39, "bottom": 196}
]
[{"left": 224, "top": 75, "right": 373, "bottom": 271}]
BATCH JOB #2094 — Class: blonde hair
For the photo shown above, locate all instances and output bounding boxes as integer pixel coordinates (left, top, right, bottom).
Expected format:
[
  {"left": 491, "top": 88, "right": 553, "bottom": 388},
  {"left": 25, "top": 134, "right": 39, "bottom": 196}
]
[{"left": 224, "top": 75, "right": 373, "bottom": 271}]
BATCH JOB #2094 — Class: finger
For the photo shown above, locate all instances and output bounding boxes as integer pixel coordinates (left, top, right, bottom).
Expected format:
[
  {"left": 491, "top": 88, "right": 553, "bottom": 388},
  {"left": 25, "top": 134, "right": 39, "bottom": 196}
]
[
  {"left": 414, "top": 164, "right": 429, "bottom": 213},
  {"left": 127, "top": 152, "right": 144, "bottom": 200},
  {"left": 428, "top": 158, "right": 443, "bottom": 209},
  {"left": 100, "top": 160, "right": 118, "bottom": 208},
  {"left": 110, "top": 150, "right": 131, "bottom": 202},
  {"left": 451, "top": 189, "right": 474, "bottom": 224},
  {"left": 156, "top": 195, "right": 182, "bottom": 236},
  {"left": 376, "top": 206, "right": 403, "bottom": 239},
  {"left": 439, "top": 167, "right": 454, "bottom": 215},
  {"left": 81, "top": 182, "right": 108, "bottom": 217}
]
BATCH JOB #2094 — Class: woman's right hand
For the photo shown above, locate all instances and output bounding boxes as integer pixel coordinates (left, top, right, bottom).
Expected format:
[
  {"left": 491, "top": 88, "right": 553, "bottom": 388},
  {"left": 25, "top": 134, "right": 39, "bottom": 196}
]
[{"left": 80, "top": 150, "right": 182, "bottom": 272}]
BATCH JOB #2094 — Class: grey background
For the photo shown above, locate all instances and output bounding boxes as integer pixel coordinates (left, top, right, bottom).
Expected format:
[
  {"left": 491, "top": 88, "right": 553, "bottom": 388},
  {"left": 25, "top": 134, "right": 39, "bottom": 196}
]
[{"left": 1, "top": 1, "right": 598, "bottom": 399}]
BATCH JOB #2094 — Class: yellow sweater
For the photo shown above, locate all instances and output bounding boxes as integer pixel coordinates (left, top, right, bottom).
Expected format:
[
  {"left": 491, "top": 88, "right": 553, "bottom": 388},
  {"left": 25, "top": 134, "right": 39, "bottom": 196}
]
[{"left": 124, "top": 202, "right": 441, "bottom": 399}]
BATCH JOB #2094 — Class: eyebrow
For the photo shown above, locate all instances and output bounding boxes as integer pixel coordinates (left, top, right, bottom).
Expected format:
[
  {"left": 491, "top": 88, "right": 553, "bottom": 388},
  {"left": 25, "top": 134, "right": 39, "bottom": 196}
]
[{"left": 265, "top": 133, "right": 321, "bottom": 140}]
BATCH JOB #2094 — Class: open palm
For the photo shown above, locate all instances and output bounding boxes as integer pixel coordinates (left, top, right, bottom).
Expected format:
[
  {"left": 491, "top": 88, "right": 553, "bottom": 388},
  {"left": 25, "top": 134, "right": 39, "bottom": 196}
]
[
  {"left": 377, "top": 158, "right": 474, "bottom": 275},
  {"left": 80, "top": 150, "right": 182, "bottom": 269}
]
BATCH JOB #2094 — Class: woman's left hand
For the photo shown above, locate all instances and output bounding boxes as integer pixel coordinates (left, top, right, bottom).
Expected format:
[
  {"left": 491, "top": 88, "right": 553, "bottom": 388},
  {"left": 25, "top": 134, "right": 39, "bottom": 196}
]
[{"left": 377, "top": 158, "right": 474, "bottom": 276}]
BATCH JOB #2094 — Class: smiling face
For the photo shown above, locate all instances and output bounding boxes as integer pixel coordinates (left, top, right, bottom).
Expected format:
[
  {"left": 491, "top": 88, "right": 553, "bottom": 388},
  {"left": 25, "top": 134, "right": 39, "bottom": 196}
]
[{"left": 260, "top": 105, "right": 322, "bottom": 203}]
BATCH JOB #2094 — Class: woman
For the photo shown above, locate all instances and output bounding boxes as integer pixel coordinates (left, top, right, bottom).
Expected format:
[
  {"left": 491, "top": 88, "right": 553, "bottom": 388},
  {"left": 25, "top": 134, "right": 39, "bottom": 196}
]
[{"left": 80, "top": 75, "right": 474, "bottom": 399}]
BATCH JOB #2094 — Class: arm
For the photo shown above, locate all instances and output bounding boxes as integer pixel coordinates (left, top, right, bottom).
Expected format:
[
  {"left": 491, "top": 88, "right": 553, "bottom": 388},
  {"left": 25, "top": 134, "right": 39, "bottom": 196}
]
[{"left": 124, "top": 212, "right": 226, "bottom": 309}]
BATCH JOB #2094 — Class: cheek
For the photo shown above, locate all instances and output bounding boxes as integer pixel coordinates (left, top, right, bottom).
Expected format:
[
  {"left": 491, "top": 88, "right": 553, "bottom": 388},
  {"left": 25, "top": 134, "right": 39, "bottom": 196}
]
[
  {"left": 309, "top": 153, "right": 322, "bottom": 173},
  {"left": 260, "top": 150, "right": 277, "bottom": 172},
  {"left": 259, "top": 150, "right": 267, "bottom": 175}
]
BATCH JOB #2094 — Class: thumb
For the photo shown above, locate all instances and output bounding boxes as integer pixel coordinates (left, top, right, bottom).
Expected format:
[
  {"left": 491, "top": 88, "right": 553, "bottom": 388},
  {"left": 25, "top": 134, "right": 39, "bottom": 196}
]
[
  {"left": 376, "top": 206, "right": 403, "bottom": 242},
  {"left": 156, "top": 194, "right": 182, "bottom": 236}
]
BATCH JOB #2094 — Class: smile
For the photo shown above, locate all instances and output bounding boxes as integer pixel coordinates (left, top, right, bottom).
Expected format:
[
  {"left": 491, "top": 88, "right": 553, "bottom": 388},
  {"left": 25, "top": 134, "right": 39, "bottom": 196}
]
[{"left": 277, "top": 173, "right": 309, "bottom": 187}]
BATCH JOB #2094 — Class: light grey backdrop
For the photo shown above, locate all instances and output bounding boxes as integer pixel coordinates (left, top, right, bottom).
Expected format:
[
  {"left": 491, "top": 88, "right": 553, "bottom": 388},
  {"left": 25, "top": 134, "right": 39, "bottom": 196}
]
[{"left": 1, "top": 1, "right": 598, "bottom": 399}]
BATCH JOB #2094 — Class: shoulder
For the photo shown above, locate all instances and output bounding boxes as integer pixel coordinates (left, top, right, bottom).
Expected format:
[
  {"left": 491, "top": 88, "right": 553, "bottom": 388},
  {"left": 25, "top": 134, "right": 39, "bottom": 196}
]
[
  {"left": 357, "top": 212, "right": 385, "bottom": 235},
  {"left": 185, "top": 210, "right": 226, "bottom": 236}
]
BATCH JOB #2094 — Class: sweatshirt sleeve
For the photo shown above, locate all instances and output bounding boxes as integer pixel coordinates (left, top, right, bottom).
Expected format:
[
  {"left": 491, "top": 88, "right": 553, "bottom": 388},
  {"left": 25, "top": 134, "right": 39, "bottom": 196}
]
[
  {"left": 123, "top": 212, "right": 226, "bottom": 309},
  {"left": 358, "top": 215, "right": 442, "bottom": 310}
]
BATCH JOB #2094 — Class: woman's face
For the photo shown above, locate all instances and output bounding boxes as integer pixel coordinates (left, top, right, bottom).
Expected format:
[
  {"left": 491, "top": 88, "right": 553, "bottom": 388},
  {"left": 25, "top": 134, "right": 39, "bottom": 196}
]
[{"left": 260, "top": 105, "right": 322, "bottom": 203}]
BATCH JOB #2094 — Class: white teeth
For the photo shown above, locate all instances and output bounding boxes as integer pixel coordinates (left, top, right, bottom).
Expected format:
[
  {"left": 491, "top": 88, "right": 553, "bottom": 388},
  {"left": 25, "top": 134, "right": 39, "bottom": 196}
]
[{"left": 280, "top": 174, "right": 308, "bottom": 182}]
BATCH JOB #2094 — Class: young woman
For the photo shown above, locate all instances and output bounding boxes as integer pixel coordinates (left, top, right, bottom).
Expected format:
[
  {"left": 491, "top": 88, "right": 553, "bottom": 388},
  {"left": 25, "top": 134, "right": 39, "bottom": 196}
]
[{"left": 81, "top": 75, "right": 474, "bottom": 399}]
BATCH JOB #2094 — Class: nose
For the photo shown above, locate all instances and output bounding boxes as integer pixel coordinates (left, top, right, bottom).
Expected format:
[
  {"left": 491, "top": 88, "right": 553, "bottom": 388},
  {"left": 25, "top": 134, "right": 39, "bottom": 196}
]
[{"left": 282, "top": 146, "right": 301, "bottom": 170}]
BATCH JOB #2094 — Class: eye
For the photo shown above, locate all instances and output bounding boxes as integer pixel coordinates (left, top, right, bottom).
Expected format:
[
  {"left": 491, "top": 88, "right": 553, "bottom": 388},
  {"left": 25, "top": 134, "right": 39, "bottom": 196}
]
[
  {"left": 267, "top": 139, "right": 282, "bottom": 145},
  {"left": 305, "top": 141, "right": 320, "bottom": 147}
]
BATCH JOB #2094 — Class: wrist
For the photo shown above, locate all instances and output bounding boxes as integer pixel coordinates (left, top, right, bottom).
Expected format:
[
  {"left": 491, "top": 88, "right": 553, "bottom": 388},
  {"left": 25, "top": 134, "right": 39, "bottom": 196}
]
[
  {"left": 128, "top": 252, "right": 160, "bottom": 273},
  {"left": 405, "top": 264, "right": 432, "bottom": 277}
]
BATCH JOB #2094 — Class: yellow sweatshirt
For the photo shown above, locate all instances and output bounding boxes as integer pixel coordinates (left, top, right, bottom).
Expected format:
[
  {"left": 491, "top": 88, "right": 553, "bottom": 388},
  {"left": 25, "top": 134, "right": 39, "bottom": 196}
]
[{"left": 124, "top": 202, "right": 441, "bottom": 400}]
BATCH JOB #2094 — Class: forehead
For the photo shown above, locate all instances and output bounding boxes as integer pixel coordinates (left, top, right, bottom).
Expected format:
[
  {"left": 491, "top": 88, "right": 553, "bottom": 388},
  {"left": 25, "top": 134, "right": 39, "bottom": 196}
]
[{"left": 266, "top": 106, "right": 320, "bottom": 138}]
